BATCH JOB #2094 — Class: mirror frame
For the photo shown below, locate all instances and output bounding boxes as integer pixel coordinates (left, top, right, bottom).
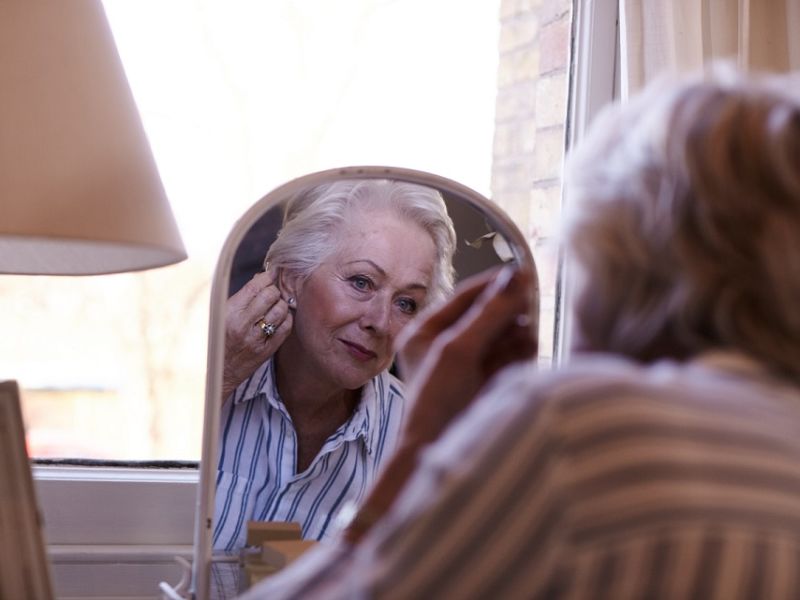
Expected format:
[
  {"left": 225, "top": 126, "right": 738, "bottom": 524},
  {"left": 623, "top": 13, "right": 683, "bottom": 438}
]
[{"left": 190, "top": 165, "right": 537, "bottom": 598}]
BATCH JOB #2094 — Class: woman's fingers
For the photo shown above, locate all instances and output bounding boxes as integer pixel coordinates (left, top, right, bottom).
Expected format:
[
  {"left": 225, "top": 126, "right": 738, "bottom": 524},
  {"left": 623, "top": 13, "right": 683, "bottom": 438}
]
[
  {"left": 227, "top": 270, "right": 276, "bottom": 313},
  {"left": 396, "top": 267, "right": 502, "bottom": 378},
  {"left": 243, "top": 280, "right": 284, "bottom": 325},
  {"left": 439, "top": 266, "right": 535, "bottom": 369},
  {"left": 227, "top": 272, "right": 288, "bottom": 338},
  {"left": 258, "top": 310, "right": 292, "bottom": 349},
  {"left": 480, "top": 314, "right": 538, "bottom": 378},
  {"left": 222, "top": 271, "right": 294, "bottom": 402},
  {"left": 400, "top": 268, "right": 499, "bottom": 342},
  {"left": 398, "top": 266, "right": 536, "bottom": 445},
  {"left": 398, "top": 266, "right": 535, "bottom": 381}
]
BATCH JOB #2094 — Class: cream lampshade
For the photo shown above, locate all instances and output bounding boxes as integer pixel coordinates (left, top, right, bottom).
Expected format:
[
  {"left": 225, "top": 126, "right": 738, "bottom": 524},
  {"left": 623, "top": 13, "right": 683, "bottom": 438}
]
[
  {"left": 1, "top": 4, "right": 187, "bottom": 598},
  {"left": 0, "top": 0, "right": 186, "bottom": 275}
]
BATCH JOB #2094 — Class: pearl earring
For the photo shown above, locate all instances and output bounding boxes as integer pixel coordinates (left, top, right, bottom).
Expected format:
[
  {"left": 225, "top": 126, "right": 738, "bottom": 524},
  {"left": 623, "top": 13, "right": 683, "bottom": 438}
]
[{"left": 287, "top": 296, "right": 296, "bottom": 307}]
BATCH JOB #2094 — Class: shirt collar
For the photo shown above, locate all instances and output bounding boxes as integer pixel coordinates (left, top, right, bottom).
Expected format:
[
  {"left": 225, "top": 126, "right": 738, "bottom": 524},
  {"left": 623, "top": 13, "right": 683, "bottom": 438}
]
[
  {"left": 339, "top": 370, "right": 390, "bottom": 456},
  {"left": 232, "top": 358, "right": 276, "bottom": 406},
  {"left": 233, "top": 358, "right": 394, "bottom": 456}
]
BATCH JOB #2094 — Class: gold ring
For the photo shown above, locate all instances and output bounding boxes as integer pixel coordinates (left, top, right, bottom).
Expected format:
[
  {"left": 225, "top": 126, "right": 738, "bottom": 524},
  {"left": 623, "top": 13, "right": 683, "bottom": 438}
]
[{"left": 256, "top": 319, "right": 277, "bottom": 339}]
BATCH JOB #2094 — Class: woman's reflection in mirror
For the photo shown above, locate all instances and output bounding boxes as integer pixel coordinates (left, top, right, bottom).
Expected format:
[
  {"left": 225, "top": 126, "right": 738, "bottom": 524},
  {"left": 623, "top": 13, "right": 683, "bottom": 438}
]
[{"left": 214, "top": 180, "right": 456, "bottom": 550}]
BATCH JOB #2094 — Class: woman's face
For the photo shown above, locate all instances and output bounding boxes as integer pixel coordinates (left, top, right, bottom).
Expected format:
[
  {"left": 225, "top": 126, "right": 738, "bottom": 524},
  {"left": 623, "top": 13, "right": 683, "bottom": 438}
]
[{"left": 287, "top": 210, "right": 437, "bottom": 391}]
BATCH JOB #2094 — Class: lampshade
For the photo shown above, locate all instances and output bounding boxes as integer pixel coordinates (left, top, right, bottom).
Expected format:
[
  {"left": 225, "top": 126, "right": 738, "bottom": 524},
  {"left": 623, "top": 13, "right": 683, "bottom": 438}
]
[{"left": 0, "top": 1, "right": 187, "bottom": 275}]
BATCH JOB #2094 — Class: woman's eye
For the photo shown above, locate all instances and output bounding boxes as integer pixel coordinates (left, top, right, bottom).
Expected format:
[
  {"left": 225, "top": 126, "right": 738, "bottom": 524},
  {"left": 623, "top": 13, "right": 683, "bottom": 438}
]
[
  {"left": 350, "top": 275, "right": 372, "bottom": 291},
  {"left": 396, "top": 297, "right": 417, "bottom": 315}
]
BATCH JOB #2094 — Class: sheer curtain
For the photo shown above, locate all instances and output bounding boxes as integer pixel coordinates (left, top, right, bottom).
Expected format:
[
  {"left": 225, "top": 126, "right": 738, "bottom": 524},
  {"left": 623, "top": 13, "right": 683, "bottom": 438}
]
[{"left": 619, "top": 0, "right": 800, "bottom": 96}]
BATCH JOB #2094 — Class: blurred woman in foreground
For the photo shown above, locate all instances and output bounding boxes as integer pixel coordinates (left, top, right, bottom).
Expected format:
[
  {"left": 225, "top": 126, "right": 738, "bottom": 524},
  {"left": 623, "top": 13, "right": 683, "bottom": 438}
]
[{"left": 244, "top": 67, "right": 800, "bottom": 598}]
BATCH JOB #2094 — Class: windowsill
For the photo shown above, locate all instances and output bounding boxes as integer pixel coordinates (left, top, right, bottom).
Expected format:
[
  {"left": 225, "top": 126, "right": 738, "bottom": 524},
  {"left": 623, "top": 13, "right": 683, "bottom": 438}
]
[{"left": 33, "top": 463, "right": 199, "bottom": 483}]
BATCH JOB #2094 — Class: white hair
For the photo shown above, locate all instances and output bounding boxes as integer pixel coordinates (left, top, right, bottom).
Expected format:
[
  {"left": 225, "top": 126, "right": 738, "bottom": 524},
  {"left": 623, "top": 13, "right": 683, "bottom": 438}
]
[
  {"left": 265, "top": 179, "right": 457, "bottom": 301},
  {"left": 564, "top": 66, "right": 800, "bottom": 381}
]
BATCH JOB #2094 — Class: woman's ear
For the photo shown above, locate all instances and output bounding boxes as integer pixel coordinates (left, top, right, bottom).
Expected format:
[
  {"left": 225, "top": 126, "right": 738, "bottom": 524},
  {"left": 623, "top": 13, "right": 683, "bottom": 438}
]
[{"left": 277, "top": 268, "right": 301, "bottom": 306}]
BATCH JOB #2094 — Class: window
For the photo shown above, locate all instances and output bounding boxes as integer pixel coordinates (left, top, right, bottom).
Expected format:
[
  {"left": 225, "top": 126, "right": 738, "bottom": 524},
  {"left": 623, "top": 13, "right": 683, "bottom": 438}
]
[
  {"left": 3, "top": 0, "right": 507, "bottom": 461},
  {"left": 491, "top": 0, "right": 574, "bottom": 365},
  {"left": 4, "top": 1, "right": 612, "bottom": 465}
]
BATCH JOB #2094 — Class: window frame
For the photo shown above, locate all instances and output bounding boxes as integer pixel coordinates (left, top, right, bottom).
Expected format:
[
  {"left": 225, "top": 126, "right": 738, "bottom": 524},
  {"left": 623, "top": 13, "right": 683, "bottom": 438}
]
[{"left": 555, "top": 0, "right": 620, "bottom": 362}]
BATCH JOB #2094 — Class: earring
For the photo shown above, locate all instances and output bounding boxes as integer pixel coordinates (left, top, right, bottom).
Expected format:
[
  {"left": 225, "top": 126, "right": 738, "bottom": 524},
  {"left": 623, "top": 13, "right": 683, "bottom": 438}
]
[{"left": 287, "top": 296, "right": 296, "bottom": 307}]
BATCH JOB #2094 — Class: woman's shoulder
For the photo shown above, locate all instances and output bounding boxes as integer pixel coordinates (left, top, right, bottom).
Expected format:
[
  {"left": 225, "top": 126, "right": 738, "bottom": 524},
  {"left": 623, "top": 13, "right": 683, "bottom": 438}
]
[
  {"left": 479, "top": 353, "right": 651, "bottom": 412},
  {"left": 479, "top": 352, "right": 800, "bottom": 437}
]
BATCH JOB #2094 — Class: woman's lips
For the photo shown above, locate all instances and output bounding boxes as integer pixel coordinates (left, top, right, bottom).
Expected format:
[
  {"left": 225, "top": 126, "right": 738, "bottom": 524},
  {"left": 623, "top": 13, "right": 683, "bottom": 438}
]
[{"left": 340, "top": 339, "right": 377, "bottom": 362}]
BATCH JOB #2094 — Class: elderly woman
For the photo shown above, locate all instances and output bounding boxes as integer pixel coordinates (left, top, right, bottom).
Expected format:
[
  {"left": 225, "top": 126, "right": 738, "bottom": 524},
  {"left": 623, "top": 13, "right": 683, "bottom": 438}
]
[
  {"left": 213, "top": 179, "right": 456, "bottom": 550},
  {"left": 242, "top": 68, "right": 800, "bottom": 598}
]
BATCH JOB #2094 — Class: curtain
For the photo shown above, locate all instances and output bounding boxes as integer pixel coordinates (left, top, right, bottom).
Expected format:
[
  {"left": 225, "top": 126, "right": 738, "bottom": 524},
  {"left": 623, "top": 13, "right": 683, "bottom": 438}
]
[{"left": 619, "top": 0, "right": 800, "bottom": 96}]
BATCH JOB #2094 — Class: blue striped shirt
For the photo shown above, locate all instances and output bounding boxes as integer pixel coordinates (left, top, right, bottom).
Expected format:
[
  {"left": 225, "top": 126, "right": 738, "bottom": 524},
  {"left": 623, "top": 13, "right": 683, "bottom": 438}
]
[
  {"left": 241, "top": 352, "right": 800, "bottom": 598},
  {"left": 213, "top": 358, "right": 405, "bottom": 551}
]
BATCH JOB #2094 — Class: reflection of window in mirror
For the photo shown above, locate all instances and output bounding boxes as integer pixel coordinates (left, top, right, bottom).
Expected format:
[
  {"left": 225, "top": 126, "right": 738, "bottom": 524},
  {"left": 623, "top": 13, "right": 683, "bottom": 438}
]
[{"left": 1, "top": 1, "right": 586, "bottom": 590}]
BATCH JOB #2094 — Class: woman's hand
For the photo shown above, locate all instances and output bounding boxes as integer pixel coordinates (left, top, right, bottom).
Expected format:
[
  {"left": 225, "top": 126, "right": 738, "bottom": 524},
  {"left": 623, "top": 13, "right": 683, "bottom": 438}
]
[
  {"left": 222, "top": 270, "right": 293, "bottom": 403},
  {"left": 396, "top": 265, "right": 537, "bottom": 448}
]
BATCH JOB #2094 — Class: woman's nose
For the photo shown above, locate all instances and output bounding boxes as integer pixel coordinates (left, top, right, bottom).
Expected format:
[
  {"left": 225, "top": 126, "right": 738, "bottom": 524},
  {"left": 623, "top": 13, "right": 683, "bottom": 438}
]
[{"left": 360, "top": 296, "right": 392, "bottom": 335}]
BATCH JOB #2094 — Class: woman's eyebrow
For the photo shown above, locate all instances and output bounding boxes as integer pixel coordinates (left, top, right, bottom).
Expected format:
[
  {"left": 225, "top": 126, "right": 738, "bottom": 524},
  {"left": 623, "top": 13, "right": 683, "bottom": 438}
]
[
  {"left": 404, "top": 282, "right": 429, "bottom": 293},
  {"left": 344, "top": 259, "right": 386, "bottom": 276}
]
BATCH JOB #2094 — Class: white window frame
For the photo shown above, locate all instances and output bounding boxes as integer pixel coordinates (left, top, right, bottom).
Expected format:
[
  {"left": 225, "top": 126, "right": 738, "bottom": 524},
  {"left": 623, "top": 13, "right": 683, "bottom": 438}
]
[{"left": 555, "top": 0, "right": 620, "bottom": 361}]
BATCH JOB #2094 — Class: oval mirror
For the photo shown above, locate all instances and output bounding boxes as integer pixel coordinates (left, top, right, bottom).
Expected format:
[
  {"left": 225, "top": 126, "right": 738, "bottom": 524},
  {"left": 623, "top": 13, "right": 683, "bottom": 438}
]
[{"left": 189, "top": 166, "right": 538, "bottom": 599}]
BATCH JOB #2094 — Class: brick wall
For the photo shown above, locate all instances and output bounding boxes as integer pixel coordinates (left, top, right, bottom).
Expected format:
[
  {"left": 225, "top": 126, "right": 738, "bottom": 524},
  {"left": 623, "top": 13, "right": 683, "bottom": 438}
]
[{"left": 492, "top": 0, "right": 572, "bottom": 363}]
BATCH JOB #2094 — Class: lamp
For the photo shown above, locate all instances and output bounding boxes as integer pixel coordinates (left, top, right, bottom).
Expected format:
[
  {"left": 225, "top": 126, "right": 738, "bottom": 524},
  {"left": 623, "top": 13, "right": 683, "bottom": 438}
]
[
  {"left": 0, "top": 0, "right": 186, "bottom": 275},
  {"left": 0, "top": 3, "right": 186, "bottom": 598}
]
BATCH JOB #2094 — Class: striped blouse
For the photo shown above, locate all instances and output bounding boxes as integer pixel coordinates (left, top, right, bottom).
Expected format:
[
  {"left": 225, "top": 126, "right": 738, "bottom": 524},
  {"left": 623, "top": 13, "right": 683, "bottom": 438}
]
[
  {"left": 212, "top": 358, "right": 405, "bottom": 551},
  {"left": 242, "top": 351, "right": 800, "bottom": 599}
]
